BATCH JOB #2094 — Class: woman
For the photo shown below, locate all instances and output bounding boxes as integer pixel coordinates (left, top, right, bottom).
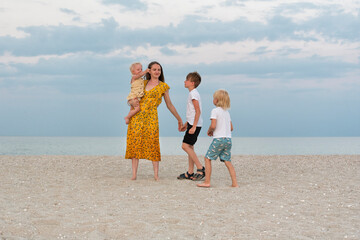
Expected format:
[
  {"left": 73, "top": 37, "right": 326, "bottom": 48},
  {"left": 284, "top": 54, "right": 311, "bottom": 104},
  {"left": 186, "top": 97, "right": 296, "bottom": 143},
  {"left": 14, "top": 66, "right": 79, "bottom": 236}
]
[{"left": 125, "top": 61, "right": 183, "bottom": 180}]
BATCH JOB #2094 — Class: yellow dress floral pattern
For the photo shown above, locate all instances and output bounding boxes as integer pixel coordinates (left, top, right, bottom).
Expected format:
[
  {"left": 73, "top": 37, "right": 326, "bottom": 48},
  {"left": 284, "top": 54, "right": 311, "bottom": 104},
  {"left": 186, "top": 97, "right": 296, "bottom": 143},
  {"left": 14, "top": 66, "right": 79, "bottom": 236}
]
[{"left": 125, "top": 80, "right": 170, "bottom": 162}]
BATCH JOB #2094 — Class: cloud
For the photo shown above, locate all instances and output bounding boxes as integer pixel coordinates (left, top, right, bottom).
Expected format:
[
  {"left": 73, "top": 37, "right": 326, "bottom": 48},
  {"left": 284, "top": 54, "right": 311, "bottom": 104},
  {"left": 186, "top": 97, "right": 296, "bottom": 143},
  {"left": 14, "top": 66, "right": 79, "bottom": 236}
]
[
  {"left": 0, "top": 51, "right": 76, "bottom": 65},
  {"left": 2, "top": 0, "right": 358, "bottom": 38},
  {"left": 1, "top": 8, "right": 358, "bottom": 60},
  {"left": 276, "top": 2, "right": 323, "bottom": 23},
  {"left": 60, "top": 8, "right": 77, "bottom": 15},
  {"left": 1, "top": 50, "right": 357, "bottom": 102},
  {"left": 101, "top": 0, "right": 147, "bottom": 10},
  {"left": 121, "top": 37, "right": 360, "bottom": 66}
]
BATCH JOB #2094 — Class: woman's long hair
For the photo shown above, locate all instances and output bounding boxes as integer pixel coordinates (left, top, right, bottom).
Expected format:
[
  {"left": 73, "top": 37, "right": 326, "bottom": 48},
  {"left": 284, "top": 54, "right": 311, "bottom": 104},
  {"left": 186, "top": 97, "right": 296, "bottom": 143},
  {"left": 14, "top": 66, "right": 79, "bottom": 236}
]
[{"left": 145, "top": 61, "right": 165, "bottom": 82}]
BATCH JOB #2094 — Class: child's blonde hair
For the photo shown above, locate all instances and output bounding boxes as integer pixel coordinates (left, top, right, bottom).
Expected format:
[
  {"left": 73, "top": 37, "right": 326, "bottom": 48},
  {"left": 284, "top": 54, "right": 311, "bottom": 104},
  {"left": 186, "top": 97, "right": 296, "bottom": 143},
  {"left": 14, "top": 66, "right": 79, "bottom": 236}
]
[
  {"left": 129, "top": 62, "right": 142, "bottom": 73},
  {"left": 214, "top": 89, "right": 231, "bottom": 110}
]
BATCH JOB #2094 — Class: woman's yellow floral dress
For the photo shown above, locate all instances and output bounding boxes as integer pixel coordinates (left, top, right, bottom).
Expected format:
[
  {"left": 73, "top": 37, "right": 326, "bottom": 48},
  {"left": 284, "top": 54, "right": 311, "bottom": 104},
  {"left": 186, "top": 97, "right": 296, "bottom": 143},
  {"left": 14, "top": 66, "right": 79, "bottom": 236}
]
[{"left": 125, "top": 80, "right": 170, "bottom": 162}]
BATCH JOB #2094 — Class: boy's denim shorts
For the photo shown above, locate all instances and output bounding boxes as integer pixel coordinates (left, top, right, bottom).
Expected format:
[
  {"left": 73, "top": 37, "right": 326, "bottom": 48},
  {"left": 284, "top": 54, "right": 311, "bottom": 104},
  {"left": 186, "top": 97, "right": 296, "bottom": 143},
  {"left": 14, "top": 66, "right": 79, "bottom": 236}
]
[{"left": 205, "top": 138, "right": 232, "bottom": 162}]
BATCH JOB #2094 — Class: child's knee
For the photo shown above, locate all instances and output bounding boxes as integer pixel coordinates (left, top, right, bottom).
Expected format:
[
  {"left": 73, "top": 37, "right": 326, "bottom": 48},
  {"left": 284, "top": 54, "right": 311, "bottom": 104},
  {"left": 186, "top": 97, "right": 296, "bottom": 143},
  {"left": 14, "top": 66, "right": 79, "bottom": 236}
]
[
  {"left": 181, "top": 142, "right": 189, "bottom": 151},
  {"left": 224, "top": 160, "right": 232, "bottom": 167}
]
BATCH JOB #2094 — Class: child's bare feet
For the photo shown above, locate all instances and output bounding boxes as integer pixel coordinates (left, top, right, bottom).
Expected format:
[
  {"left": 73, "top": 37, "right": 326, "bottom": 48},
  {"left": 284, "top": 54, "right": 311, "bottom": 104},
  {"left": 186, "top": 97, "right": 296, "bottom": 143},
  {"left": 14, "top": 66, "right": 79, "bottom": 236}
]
[
  {"left": 197, "top": 183, "right": 210, "bottom": 188},
  {"left": 154, "top": 176, "right": 159, "bottom": 181},
  {"left": 231, "top": 184, "right": 239, "bottom": 187},
  {"left": 131, "top": 175, "right": 136, "bottom": 180},
  {"left": 124, "top": 117, "right": 130, "bottom": 125}
]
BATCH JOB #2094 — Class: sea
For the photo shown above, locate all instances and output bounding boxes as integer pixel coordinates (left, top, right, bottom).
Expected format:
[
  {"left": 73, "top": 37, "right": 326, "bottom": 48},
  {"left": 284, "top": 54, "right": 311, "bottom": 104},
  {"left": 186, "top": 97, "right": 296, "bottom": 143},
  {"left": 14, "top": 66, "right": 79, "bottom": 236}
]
[{"left": 0, "top": 137, "right": 359, "bottom": 155}]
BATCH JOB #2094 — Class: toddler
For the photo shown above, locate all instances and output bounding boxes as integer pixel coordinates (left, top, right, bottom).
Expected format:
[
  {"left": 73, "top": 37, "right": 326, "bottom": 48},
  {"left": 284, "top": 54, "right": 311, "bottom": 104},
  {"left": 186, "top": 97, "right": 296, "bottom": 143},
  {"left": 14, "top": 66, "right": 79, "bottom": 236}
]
[
  {"left": 124, "top": 62, "right": 149, "bottom": 124},
  {"left": 197, "top": 89, "right": 238, "bottom": 188}
]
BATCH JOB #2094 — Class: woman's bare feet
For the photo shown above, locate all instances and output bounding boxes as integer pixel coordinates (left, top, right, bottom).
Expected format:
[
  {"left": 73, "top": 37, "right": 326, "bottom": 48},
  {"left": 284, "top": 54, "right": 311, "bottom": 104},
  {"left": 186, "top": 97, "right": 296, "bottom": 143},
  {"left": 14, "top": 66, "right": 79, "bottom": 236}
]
[
  {"left": 131, "top": 175, "right": 136, "bottom": 180},
  {"left": 231, "top": 184, "right": 239, "bottom": 187},
  {"left": 197, "top": 183, "right": 210, "bottom": 188}
]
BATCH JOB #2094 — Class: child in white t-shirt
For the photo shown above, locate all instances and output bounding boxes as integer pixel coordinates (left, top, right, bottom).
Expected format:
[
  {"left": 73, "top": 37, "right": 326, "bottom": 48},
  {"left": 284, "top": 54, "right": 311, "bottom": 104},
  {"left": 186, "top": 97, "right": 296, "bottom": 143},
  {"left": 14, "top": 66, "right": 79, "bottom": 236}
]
[
  {"left": 177, "top": 72, "right": 205, "bottom": 181},
  {"left": 197, "top": 89, "right": 238, "bottom": 188}
]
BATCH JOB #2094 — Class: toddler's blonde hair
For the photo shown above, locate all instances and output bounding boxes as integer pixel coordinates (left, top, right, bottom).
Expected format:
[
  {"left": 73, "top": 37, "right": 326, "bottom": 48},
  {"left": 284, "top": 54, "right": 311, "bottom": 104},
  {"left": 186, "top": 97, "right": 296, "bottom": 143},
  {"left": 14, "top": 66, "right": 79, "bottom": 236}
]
[
  {"left": 129, "top": 62, "right": 142, "bottom": 73},
  {"left": 214, "top": 89, "right": 231, "bottom": 110}
]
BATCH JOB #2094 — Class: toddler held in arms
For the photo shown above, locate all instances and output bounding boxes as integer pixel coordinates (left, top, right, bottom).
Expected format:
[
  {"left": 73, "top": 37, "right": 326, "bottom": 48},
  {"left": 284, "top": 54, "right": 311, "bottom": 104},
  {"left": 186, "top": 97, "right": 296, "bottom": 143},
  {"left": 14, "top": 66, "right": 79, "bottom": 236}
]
[{"left": 124, "top": 62, "right": 149, "bottom": 124}]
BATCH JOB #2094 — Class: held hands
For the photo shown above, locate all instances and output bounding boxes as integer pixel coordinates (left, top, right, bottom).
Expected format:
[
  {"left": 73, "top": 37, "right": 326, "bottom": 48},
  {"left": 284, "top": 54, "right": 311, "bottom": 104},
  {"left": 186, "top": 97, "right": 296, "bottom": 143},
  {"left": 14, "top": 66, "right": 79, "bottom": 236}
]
[
  {"left": 178, "top": 121, "right": 184, "bottom": 132},
  {"left": 179, "top": 122, "right": 187, "bottom": 132},
  {"left": 179, "top": 122, "right": 196, "bottom": 134}
]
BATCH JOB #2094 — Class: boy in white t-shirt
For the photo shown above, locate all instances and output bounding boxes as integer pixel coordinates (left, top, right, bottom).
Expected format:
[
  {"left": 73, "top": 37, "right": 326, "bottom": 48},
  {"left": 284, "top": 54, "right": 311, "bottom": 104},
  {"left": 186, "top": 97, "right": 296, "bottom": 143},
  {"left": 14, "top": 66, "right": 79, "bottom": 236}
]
[
  {"left": 197, "top": 89, "right": 238, "bottom": 188},
  {"left": 177, "top": 72, "right": 205, "bottom": 181}
]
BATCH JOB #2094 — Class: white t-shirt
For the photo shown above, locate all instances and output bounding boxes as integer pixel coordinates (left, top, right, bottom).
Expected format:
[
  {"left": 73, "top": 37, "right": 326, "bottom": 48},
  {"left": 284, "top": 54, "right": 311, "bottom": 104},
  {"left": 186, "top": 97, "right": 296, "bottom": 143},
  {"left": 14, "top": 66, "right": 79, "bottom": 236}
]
[
  {"left": 186, "top": 89, "right": 203, "bottom": 126},
  {"left": 210, "top": 107, "right": 232, "bottom": 138}
]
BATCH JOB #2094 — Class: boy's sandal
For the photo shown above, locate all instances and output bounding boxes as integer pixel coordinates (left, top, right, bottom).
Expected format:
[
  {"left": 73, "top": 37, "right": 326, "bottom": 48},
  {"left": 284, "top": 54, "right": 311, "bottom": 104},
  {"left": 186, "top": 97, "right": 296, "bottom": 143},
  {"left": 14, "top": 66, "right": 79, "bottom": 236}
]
[
  {"left": 192, "top": 167, "right": 205, "bottom": 181},
  {"left": 177, "top": 171, "right": 194, "bottom": 180}
]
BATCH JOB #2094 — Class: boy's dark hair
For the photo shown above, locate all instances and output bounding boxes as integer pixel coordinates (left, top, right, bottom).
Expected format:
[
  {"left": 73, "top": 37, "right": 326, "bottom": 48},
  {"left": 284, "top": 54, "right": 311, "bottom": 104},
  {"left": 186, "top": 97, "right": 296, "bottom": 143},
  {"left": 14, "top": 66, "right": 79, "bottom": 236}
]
[{"left": 187, "top": 72, "right": 201, "bottom": 88}]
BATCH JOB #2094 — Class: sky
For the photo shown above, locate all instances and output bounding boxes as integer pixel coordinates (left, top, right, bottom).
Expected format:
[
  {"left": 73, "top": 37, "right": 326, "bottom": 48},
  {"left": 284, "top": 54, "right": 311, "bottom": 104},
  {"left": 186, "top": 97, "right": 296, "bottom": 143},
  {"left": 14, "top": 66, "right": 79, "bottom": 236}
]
[{"left": 0, "top": 0, "right": 359, "bottom": 137}]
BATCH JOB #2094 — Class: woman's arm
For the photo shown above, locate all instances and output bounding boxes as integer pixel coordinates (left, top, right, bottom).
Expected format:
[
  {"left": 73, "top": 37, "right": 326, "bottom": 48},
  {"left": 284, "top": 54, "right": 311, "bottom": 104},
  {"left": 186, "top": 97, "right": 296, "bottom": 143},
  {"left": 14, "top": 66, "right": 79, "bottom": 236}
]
[{"left": 163, "top": 90, "right": 183, "bottom": 131}]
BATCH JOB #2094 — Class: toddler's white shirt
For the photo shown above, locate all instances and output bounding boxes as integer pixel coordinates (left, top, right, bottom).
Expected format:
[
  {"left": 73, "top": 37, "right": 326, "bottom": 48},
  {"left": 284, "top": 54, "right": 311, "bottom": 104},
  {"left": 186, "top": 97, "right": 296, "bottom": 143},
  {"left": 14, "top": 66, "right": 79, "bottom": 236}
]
[{"left": 210, "top": 107, "right": 232, "bottom": 138}]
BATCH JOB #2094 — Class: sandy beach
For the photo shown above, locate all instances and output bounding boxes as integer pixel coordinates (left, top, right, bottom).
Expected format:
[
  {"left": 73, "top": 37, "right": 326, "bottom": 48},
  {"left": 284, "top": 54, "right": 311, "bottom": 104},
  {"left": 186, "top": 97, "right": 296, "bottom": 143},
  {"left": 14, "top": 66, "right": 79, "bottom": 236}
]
[{"left": 0, "top": 155, "right": 359, "bottom": 239}]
